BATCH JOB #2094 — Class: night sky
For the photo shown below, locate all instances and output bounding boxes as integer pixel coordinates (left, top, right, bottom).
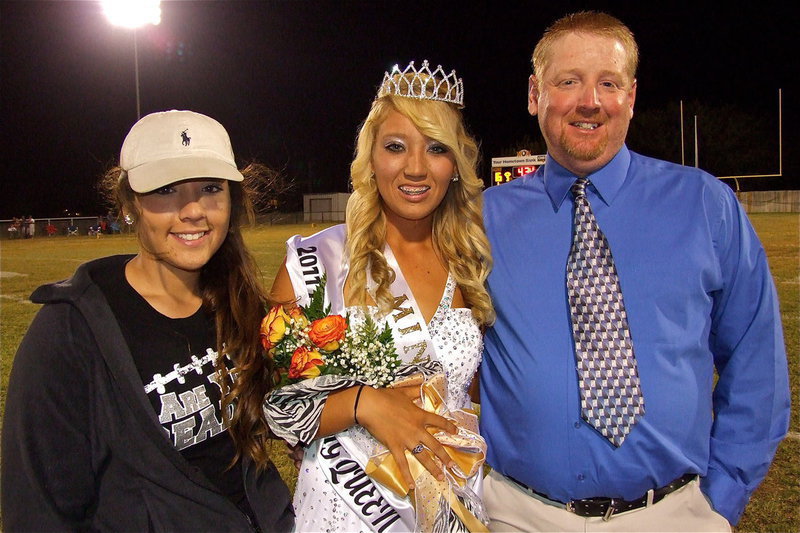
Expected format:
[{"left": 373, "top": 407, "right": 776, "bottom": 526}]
[{"left": 1, "top": 1, "right": 796, "bottom": 219}]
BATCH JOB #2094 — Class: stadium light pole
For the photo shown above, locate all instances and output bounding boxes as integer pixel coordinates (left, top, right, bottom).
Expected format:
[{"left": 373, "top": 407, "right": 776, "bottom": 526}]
[{"left": 102, "top": 0, "right": 162, "bottom": 120}]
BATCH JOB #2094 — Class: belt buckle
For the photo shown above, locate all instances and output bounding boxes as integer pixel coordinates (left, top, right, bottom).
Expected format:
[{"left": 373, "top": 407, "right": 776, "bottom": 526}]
[
  {"left": 603, "top": 499, "right": 617, "bottom": 521},
  {"left": 567, "top": 497, "right": 618, "bottom": 520}
]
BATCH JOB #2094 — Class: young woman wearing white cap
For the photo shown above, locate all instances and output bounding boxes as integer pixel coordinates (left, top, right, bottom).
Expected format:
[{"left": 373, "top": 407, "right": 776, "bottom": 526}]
[{"left": 1, "top": 110, "right": 294, "bottom": 532}]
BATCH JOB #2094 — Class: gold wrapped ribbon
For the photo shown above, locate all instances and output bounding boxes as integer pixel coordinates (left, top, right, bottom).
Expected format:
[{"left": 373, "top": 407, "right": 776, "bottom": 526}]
[{"left": 364, "top": 373, "right": 488, "bottom": 532}]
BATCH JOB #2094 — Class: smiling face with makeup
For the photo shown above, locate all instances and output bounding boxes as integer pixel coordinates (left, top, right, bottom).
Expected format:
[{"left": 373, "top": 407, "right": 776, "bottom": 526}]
[
  {"left": 133, "top": 178, "right": 231, "bottom": 278},
  {"left": 528, "top": 31, "right": 637, "bottom": 177},
  {"left": 371, "top": 108, "right": 457, "bottom": 230}
]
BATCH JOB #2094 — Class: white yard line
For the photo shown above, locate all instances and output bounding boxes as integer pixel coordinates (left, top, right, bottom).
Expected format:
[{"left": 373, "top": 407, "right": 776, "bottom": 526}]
[
  {"left": 0, "top": 294, "right": 32, "bottom": 304},
  {"left": 0, "top": 271, "right": 28, "bottom": 278}
]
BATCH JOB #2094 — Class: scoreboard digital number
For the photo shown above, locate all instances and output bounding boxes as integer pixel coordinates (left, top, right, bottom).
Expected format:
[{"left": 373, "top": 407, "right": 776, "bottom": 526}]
[
  {"left": 493, "top": 169, "right": 514, "bottom": 184},
  {"left": 514, "top": 165, "right": 538, "bottom": 177}
]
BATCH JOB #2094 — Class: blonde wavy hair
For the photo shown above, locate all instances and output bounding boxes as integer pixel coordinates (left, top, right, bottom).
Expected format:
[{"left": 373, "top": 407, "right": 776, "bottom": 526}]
[{"left": 346, "top": 93, "right": 495, "bottom": 326}]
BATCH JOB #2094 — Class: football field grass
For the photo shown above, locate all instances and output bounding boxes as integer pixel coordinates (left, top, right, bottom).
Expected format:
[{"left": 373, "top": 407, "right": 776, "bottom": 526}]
[{"left": 1, "top": 216, "right": 797, "bottom": 531}]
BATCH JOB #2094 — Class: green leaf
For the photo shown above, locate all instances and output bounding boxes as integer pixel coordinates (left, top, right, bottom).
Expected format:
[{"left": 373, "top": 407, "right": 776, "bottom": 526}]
[
  {"left": 361, "top": 314, "right": 379, "bottom": 339},
  {"left": 378, "top": 322, "right": 394, "bottom": 344},
  {"left": 272, "top": 344, "right": 292, "bottom": 369},
  {"left": 304, "top": 273, "right": 330, "bottom": 320},
  {"left": 319, "top": 363, "right": 345, "bottom": 376}
]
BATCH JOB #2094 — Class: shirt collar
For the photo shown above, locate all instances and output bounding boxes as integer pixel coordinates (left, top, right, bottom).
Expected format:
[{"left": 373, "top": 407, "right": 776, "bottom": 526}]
[{"left": 543, "top": 145, "right": 631, "bottom": 211}]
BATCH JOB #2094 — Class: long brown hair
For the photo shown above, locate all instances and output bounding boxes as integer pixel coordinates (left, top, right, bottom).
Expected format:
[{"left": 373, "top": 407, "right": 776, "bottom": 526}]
[{"left": 100, "top": 163, "right": 278, "bottom": 467}]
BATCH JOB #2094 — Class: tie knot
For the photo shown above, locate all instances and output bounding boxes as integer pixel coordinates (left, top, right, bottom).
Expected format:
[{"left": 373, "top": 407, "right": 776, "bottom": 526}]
[{"left": 571, "top": 178, "right": 590, "bottom": 199}]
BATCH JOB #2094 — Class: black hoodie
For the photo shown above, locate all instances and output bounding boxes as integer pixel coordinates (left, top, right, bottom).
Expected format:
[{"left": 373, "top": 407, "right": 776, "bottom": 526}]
[{"left": 1, "top": 256, "right": 293, "bottom": 532}]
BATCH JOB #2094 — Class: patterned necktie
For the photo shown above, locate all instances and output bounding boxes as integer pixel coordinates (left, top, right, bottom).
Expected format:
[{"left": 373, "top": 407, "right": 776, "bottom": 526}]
[{"left": 566, "top": 178, "right": 644, "bottom": 447}]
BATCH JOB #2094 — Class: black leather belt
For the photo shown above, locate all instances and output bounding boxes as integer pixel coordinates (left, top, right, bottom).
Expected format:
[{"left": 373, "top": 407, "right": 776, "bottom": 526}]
[{"left": 508, "top": 473, "right": 697, "bottom": 521}]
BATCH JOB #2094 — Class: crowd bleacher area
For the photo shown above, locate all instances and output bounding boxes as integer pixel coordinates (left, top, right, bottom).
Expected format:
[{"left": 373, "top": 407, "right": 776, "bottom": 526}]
[{"left": 0, "top": 212, "right": 310, "bottom": 240}]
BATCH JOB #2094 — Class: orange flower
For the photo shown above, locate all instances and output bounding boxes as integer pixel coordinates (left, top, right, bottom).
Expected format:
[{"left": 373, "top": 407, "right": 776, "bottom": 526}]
[
  {"left": 308, "top": 315, "right": 347, "bottom": 351},
  {"left": 289, "top": 346, "right": 324, "bottom": 379},
  {"left": 287, "top": 306, "right": 309, "bottom": 329},
  {"left": 260, "top": 306, "right": 290, "bottom": 352}
]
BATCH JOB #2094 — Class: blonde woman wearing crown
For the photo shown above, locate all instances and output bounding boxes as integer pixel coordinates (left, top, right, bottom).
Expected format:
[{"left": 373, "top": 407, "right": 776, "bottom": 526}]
[{"left": 266, "top": 61, "right": 494, "bottom": 532}]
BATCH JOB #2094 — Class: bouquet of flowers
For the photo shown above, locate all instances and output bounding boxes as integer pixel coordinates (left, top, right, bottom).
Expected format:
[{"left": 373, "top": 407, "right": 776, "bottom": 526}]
[
  {"left": 260, "top": 278, "right": 401, "bottom": 387},
  {"left": 261, "top": 278, "right": 489, "bottom": 532}
]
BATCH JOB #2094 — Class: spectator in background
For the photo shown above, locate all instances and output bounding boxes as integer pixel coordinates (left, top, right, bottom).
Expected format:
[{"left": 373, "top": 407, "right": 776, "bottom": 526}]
[
  {"left": 8, "top": 217, "right": 20, "bottom": 239},
  {"left": 25, "top": 215, "right": 35, "bottom": 238}
]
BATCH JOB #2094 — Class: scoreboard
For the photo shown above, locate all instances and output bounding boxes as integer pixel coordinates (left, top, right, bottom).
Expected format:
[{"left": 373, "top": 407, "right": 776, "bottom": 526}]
[{"left": 491, "top": 153, "right": 546, "bottom": 185}]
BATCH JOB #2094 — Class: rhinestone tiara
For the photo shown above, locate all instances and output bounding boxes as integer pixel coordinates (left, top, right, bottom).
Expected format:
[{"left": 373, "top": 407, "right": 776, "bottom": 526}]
[{"left": 377, "top": 60, "right": 464, "bottom": 108}]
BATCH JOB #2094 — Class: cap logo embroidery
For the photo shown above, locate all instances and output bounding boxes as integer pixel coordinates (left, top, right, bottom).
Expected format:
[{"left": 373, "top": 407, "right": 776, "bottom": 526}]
[{"left": 181, "top": 129, "right": 191, "bottom": 146}]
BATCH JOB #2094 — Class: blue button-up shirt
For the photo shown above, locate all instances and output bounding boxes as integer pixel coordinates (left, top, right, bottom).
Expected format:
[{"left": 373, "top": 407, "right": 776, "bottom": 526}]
[{"left": 480, "top": 146, "right": 790, "bottom": 524}]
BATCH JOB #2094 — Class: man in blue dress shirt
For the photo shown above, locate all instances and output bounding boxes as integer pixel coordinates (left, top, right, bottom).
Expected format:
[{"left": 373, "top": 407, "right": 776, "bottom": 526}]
[{"left": 479, "top": 11, "right": 790, "bottom": 531}]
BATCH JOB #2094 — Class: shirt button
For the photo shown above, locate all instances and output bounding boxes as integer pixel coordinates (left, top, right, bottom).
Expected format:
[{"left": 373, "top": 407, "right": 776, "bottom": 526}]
[
  {"left": 574, "top": 421, "right": 581, "bottom": 429},
  {"left": 577, "top": 473, "right": 585, "bottom": 481}
]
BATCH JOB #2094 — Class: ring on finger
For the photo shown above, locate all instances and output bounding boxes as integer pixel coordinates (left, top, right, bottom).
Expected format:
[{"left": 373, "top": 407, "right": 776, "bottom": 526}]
[{"left": 411, "top": 443, "right": 425, "bottom": 455}]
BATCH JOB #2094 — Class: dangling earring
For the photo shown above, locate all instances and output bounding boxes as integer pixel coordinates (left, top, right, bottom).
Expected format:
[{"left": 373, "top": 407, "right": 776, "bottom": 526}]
[
  {"left": 451, "top": 170, "right": 460, "bottom": 182},
  {"left": 123, "top": 213, "right": 135, "bottom": 225}
]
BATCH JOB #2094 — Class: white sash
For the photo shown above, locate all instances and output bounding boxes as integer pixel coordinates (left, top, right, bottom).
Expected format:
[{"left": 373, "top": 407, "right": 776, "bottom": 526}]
[
  {"left": 373, "top": 245, "right": 438, "bottom": 364},
  {"left": 285, "top": 227, "right": 438, "bottom": 365},
  {"left": 285, "top": 228, "right": 444, "bottom": 531},
  {"left": 285, "top": 225, "right": 348, "bottom": 312},
  {"left": 308, "top": 436, "right": 414, "bottom": 532}
]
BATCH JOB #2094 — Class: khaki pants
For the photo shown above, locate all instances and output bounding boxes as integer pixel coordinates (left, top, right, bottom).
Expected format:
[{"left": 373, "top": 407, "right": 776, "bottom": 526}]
[{"left": 484, "top": 470, "right": 731, "bottom": 532}]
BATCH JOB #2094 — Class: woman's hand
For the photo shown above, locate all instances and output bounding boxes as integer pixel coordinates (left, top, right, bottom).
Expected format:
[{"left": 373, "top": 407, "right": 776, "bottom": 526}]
[
  {"left": 356, "top": 381, "right": 458, "bottom": 491},
  {"left": 286, "top": 441, "right": 304, "bottom": 470}
]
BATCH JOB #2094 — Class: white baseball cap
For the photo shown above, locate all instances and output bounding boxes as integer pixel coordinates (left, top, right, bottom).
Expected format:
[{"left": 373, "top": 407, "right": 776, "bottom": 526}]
[{"left": 120, "top": 110, "right": 244, "bottom": 193}]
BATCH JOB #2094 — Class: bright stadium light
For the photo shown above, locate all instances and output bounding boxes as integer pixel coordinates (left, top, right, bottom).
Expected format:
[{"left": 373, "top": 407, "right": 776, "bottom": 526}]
[
  {"left": 102, "top": 0, "right": 161, "bottom": 29},
  {"left": 102, "top": 0, "right": 162, "bottom": 119}
]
